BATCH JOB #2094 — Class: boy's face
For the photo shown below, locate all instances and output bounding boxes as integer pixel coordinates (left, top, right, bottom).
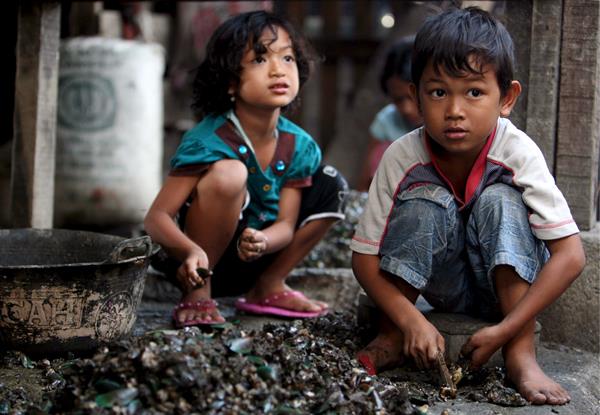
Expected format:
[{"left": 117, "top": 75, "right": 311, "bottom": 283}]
[
  {"left": 232, "top": 26, "right": 300, "bottom": 112},
  {"left": 413, "top": 58, "right": 520, "bottom": 160},
  {"left": 387, "top": 76, "right": 421, "bottom": 128}
]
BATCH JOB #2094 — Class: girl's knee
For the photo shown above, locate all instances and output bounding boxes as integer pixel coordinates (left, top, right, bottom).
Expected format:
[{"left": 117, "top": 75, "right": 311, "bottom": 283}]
[{"left": 198, "top": 159, "right": 247, "bottom": 199}]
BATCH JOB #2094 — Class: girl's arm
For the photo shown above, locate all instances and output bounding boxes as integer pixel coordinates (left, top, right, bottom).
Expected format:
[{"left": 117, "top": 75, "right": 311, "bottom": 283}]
[
  {"left": 237, "top": 187, "right": 301, "bottom": 261},
  {"left": 144, "top": 175, "right": 209, "bottom": 286},
  {"left": 463, "top": 233, "right": 586, "bottom": 367}
]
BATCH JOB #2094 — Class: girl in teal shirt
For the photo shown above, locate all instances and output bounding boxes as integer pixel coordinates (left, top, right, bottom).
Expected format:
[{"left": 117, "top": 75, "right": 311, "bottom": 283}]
[{"left": 145, "top": 11, "right": 347, "bottom": 327}]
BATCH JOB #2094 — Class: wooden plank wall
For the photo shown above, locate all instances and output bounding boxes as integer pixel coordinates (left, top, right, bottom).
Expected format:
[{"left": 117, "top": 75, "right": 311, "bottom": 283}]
[
  {"left": 508, "top": 0, "right": 599, "bottom": 229},
  {"left": 525, "top": 0, "right": 563, "bottom": 173},
  {"left": 10, "top": 1, "right": 61, "bottom": 228},
  {"left": 556, "top": 0, "right": 600, "bottom": 230},
  {"left": 505, "top": 0, "right": 532, "bottom": 132},
  {"left": 275, "top": 1, "right": 379, "bottom": 154}
]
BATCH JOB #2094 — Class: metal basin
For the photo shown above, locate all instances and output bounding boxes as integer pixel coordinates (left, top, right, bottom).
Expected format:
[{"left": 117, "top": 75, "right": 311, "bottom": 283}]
[{"left": 0, "top": 229, "right": 155, "bottom": 355}]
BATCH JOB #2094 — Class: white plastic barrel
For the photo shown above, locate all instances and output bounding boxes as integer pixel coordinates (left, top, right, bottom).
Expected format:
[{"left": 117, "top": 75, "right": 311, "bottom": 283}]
[{"left": 55, "top": 38, "right": 164, "bottom": 226}]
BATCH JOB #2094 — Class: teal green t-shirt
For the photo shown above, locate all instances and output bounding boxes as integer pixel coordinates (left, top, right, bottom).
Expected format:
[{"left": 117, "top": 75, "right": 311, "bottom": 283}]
[{"left": 170, "top": 113, "right": 321, "bottom": 229}]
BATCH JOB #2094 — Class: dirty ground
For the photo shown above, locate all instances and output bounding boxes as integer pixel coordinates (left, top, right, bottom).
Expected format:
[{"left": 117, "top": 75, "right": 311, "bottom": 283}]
[{"left": 1, "top": 302, "right": 598, "bottom": 414}]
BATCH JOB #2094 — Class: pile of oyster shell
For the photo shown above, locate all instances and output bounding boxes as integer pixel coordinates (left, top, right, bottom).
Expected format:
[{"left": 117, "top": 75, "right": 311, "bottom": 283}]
[{"left": 1, "top": 311, "right": 528, "bottom": 414}]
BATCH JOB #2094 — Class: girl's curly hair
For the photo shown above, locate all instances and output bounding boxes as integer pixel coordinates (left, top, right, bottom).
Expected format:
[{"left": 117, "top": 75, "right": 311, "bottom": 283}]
[{"left": 192, "top": 11, "right": 315, "bottom": 117}]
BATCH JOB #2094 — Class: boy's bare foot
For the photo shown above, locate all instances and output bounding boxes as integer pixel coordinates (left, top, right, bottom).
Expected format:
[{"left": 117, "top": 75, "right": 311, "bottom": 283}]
[
  {"left": 505, "top": 352, "right": 570, "bottom": 405},
  {"left": 174, "top": 287, "right": 225, "bottom": 325},
  {"left": 356, "top": 333, "right": 404, "bottom": 375}
]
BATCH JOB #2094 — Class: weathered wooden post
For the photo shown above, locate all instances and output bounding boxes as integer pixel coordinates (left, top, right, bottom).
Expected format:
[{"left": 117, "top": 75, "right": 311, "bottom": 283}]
[
  {"left": 10, "top": 1, "right": 61, "bottom": 228},
  {"left": 504, "top": 0, "right": 532, "bottom": 132},
  {"left": 555, "top": 0, "right": 600, "bottom": 230},
  {"left": 525, "top": 0, "right": 563, "bottom": 172}
]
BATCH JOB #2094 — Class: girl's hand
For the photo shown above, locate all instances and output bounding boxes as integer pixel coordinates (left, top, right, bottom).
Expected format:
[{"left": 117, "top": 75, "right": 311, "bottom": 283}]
[
  {"left": 237, "top": 227, "right": 269, "bottom": 262},
  {"left": 402, "top": 318, "right": 446, "bottom": 370},
  {"left": 460, "top": 324, "right": 508, "bottom": 369},
  {"left": 176, "top": 250, "right": 211, "bottom": 292}
]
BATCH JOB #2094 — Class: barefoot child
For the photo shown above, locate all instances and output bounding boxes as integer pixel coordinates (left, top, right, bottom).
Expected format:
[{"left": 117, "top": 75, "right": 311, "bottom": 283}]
[
  {"left": 145, "top": 11, "right": 347, "bottom": 327},
  {"left": 351, "top": 7, "right": 585, "bottom": 405}
]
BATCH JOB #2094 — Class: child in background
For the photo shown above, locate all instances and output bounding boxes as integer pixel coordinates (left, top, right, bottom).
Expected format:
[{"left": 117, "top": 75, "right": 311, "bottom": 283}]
[
  {"left": 351, "top": 7, "right": 585, "bottom": 405},
  {"left": 358, "top": 37, "right": 421, "bottom": 191},
  {"left": 145, "top": 11, "right": 347, "bottom": 326}
]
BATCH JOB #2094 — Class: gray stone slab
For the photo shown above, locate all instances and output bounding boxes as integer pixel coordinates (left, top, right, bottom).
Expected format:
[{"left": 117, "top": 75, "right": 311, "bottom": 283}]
[
  {"left": 539, "top": 223, "right": 600, "bottom": 353},
  {"left": 357, "top": 293, "right": 541, "bottom": 367}
]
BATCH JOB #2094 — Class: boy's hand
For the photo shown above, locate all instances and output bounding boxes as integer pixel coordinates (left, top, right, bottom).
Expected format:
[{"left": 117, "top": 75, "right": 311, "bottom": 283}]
[
  {"left": 176, "top": 250, "right": 211, "bottom": 292},
  {"left": 237, "top": 228, "right": 269, "bottom": 262},
  {"left": 460, "top": 324, "right": 508, "bottom": 369},
  {"left": 403, "top": 318, "right": 445, "bottom": 370}
]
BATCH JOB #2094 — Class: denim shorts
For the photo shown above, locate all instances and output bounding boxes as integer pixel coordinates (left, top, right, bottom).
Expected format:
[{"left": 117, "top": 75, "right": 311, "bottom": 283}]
[{"left": 379, "top": 183, "right": 549, "bottom": 319}]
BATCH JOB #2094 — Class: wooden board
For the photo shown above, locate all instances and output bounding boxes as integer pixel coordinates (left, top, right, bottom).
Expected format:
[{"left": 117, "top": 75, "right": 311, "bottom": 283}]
[
  {"left": 556, "top": 0, "right": 600, "bottom": 230},
  {"left": 525, "top": 0, "right": 563, "bottom": 172},
  {"left": 10, "top": 1, "right": 60, "bottom": 228}
]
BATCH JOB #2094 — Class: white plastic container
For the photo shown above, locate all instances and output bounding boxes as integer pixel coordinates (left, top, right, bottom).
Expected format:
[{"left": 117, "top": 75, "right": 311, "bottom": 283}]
[{"left": 55, "top": 38, "right": 164, "bottom": 226}]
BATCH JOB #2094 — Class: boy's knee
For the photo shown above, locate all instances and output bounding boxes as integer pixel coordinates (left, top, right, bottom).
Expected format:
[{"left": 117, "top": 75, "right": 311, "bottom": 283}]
[
  {"left": 478, "top": 183, "right": 522, "bottom": 205},
  {"left": 385, "top": 185, "right": 459, "bottom": 245},
  {"left": 398, "top": 185, "right": 457, "bottom": 221},
  {"left": 472, "top": 184, "right": 528, "bottom": 226},
  {"left": 199, "top": 159, "right": 247, "bottom": 198}
]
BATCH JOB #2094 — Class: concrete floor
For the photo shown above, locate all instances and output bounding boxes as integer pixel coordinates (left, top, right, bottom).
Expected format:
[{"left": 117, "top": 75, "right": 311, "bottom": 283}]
[{"left": 137, "top": 269, "right": 600, "bottom": 415}]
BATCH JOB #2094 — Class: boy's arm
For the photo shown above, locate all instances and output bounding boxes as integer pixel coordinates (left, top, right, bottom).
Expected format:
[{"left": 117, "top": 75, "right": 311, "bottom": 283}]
[
  {"left": 463, "top": 233, "right": 586, "bottom": 367},
  {"left": 352, "top": 252, "right": 445, "bottom": 369}
]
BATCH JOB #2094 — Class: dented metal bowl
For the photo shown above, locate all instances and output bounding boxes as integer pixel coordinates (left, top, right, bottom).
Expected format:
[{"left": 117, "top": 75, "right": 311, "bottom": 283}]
[{"left": 0, "top": 229, "right": 155, "bottom": 355}]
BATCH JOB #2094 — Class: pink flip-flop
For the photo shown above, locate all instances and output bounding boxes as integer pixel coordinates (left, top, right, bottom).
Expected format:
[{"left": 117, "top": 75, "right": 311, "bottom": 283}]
[
  {"left": 172, "top": 299, "right": 222, "bottom": 328},
  {"left": 235, "top": 290, "right": 327, "bottom": 319}
]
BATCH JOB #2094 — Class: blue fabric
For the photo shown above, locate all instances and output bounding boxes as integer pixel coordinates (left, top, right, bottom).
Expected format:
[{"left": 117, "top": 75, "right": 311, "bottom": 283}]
[
  {"left": 170, "top": 114, "right": 321, "bottom": 229},
  {"left": 369, "top": 104, "right": 413, "bottom": 142},
  {"left": 379, "top": 183, "right": 549, "bottom": 318}
]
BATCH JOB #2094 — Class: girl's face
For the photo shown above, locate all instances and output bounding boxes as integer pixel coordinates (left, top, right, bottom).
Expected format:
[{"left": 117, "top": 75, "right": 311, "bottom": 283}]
[{"left": 232, "top": 26, "right": 300, "bottom": 113}]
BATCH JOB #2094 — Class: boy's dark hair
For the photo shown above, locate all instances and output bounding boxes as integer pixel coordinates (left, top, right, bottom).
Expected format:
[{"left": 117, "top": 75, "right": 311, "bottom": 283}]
[
  {"left": 379, "top": 36, "right": 414, "bottom": 95},
  {"left": 192, "top": 10, "right": 314, "bottom": 117},
  {"left": 411, "top": 7, "right": 515, "bottom": 96}
]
